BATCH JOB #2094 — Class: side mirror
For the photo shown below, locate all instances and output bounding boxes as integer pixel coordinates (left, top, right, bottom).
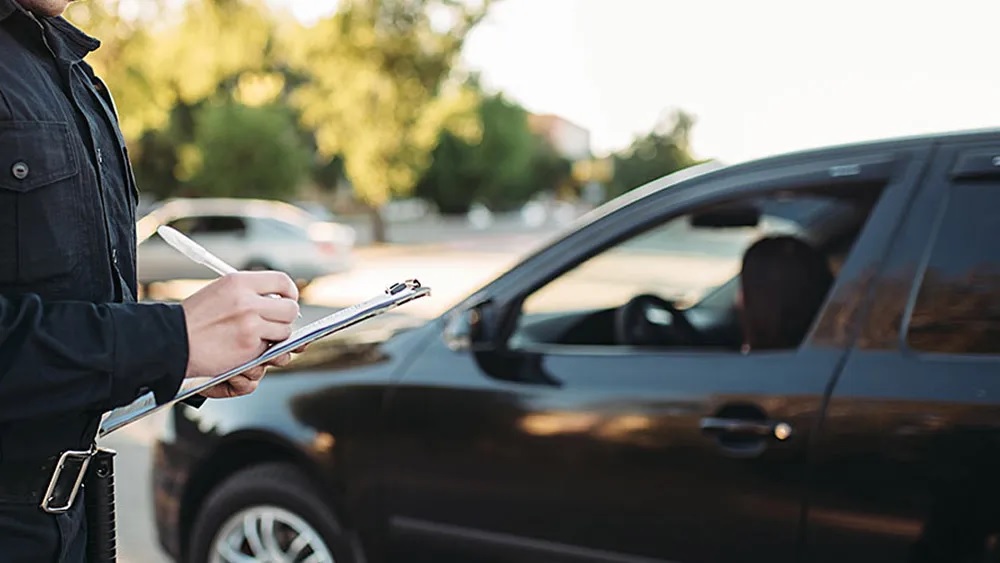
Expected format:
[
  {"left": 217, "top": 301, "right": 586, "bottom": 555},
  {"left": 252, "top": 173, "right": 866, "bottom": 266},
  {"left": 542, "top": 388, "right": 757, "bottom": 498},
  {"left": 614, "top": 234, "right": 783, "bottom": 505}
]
[
  {"left": 443, "top": 301, "right": 494, "bottom": 352},
  {"left": 444, "top": 300, "right": 559, "bottom": 386}
]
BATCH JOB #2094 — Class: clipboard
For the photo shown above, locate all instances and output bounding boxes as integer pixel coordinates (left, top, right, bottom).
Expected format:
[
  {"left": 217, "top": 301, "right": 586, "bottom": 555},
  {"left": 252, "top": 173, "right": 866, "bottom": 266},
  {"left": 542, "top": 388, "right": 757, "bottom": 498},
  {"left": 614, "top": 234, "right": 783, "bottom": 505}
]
[{"left": 98, "top": 279, "right": 431, "bottom": 437}]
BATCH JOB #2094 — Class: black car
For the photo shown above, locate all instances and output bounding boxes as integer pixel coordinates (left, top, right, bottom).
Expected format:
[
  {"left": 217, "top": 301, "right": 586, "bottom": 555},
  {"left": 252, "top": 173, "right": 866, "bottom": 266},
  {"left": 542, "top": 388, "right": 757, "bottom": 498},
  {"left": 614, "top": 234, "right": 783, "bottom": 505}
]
[{"left": 153, "top": 129, "right": 1000, "bottom": 563}]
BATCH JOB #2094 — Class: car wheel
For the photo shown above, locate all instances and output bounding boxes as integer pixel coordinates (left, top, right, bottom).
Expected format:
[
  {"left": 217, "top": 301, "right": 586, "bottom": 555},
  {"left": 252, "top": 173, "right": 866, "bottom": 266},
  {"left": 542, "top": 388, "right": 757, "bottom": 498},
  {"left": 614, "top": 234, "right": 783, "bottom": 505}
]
[{"left": 188, "top": 463, "right": 362, "bottom": 563}]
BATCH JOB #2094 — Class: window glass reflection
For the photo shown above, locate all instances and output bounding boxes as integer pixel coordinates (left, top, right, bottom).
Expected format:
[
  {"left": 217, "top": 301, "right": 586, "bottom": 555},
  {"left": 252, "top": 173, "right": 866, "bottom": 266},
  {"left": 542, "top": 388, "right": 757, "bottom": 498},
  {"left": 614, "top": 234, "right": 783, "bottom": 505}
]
[{"left": 907, "top": 183, "right": 1000, "bottom": 354}]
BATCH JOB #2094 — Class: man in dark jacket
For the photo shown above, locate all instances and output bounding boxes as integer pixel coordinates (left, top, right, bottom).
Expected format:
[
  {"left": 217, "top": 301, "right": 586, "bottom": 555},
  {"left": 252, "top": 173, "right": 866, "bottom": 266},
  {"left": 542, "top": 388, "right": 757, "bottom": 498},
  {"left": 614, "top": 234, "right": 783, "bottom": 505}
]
[{"left": 0, "top": 0, "right": 302, "bottom": 560}]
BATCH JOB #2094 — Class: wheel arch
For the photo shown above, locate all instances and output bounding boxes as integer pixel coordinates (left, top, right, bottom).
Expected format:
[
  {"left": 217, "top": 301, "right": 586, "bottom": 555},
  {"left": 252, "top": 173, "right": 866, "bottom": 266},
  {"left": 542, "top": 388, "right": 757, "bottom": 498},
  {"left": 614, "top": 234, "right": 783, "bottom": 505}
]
[{"left": 178, "top": 430, "right": 342, "bottom": 558}]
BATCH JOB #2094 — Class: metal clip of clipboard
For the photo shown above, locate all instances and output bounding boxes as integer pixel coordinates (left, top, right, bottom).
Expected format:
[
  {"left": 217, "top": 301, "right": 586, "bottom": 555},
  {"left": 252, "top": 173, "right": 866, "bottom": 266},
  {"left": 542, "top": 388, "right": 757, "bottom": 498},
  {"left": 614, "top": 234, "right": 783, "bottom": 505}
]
[{"left": 98, "top": 279, "right": 431, "bottom": 437}]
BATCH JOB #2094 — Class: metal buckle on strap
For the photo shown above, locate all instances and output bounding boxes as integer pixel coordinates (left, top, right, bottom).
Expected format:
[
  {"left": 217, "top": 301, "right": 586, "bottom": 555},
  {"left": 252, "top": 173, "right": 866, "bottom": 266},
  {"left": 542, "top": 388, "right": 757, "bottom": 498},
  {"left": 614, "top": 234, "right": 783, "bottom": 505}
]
[{"left": 40, "top": 444, "right": 97, "bottom": 514}]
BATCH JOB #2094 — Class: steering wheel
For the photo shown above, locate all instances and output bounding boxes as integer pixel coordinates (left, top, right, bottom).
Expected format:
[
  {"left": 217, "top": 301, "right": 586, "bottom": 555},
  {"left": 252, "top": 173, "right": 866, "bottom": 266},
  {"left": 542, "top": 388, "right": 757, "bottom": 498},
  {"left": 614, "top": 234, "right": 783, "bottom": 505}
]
[{"left": 614, "top": 294, "right": 702, "bottom": 347}]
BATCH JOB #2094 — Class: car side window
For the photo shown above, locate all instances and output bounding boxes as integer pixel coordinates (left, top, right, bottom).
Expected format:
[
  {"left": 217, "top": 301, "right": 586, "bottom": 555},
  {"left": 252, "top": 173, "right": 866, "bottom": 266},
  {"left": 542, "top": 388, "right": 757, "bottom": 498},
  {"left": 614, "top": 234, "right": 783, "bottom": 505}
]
[
  {"left": 253, "top": 217, "right": 309, "bottom": 239},
  {"left": 510, "top": 189, "right": 883, "bottom": 352},
  {"left": 520, "top": 213, "right": 784, "bottom": 316},
  {"left": 906, "top": 182, "right": 1000, "bottom": 355},
  {"left": 198, "top": 216, "right": 247, "bottom": 236},
  {"left": 165, "top": 217, "right": 199, "bottom": 236},
  {"left": 168, "top": 215, "right": 247, "bottom": 238}
]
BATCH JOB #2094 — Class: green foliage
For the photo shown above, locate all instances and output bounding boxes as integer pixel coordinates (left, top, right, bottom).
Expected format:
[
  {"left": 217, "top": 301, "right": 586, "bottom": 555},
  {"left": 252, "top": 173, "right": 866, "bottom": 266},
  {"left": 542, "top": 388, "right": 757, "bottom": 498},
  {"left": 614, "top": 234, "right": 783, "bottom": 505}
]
[
  {"left": 609, "top": 110, "right": 698, "bottom": 197},
  {"left": 312, "top": 156, "right": 346, "bottom": 193},
  {"left": 288, "top": 0, "right": 495, "bottom": 239},
  {"left": 417, "top": 93, "right": 549, "bottom": 214},
  {"left": 131, "top": 127, "right": 181, "bottom": 200},
  {"left": 68, "top": 0, "right": 702, "bottom": 227},
  {"left": 531, "top": 142, "right": 574, "bottom": 201},
  {"left": 65, "top": 0, "right": 168, "bottom": 140},
  {"left": 187, "top": 102, "right": 312, "bottom": 199}
]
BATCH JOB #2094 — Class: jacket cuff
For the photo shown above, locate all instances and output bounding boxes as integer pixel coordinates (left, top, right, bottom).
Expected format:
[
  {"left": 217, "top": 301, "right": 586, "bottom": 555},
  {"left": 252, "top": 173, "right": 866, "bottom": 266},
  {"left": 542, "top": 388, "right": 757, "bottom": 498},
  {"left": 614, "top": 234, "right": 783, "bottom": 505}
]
[{"left": 105, "top": 302, "right": 189, "bottom": 408}]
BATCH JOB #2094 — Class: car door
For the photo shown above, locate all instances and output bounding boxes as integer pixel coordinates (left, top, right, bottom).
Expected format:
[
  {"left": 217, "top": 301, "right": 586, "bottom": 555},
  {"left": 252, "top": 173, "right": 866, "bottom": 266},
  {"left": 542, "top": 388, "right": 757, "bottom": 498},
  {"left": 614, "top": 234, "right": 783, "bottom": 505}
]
[
  {"left": 380, "top": 146, "right": 930, "bottom": 563},
  {"left": 804, "top": 136, "right": 1000, "bottom": 563}
]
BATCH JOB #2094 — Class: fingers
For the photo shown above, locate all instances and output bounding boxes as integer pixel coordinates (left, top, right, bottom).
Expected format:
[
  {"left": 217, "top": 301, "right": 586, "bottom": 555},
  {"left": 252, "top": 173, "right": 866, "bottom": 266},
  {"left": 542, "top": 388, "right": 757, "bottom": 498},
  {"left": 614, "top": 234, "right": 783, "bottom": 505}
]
[
  {"left": 200, "top": 375, "right": 259, "bottom": 399},
  {"left": 219, "top": 377, "right": 252, "bottom": 397},
  {"left": 223, "top": 376, "right": 259, "bottom": 397},
  {"left": 241, "top": 365, "right": 267, "bottom": 381},
  {"left": 256, "top": 294, "right": 300, "bottom": 323},
  {"left": 259, "top": 320, "right": 294, "bottom": 343},
  {"left": 233, "top": 271, "right": 299, "bottom": 301},
  {"left": 200, "top": 352, "right": 298, "bottom": 400},
  {"left": 266, "top": 352, "right": 293, "bottom": 368},
  {"left": 184, "top": 270, "right": 303, "bottom": 388}
]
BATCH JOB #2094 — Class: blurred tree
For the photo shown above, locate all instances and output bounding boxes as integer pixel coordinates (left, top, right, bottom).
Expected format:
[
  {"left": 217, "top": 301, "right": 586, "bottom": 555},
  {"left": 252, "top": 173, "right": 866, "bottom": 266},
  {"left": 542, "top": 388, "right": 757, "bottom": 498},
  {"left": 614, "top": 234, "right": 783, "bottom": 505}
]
[
  {"left": 288, "top": 0, "right": 496, "bottom": 242},
  {"left": 131, "top": 126, "right": 181, "bottom": 201},
  {"left": 417, "top": 93, "right": 543, "bottom": 214},
  {"left": 531, "top": 141, "right": 574, "bottom": 201},
  {"left": 609, "top": 109, "right": 698, "bottom": 198},
  {"left": 312, "top": 156, "right": 347, "bottom": 194},
  {"left": 70, "top": 0, "right": 320, "bottom": 201},
  {"left": 152, "top": 0, "right": 275, "bottom": 104},
  {"left": 70, "top": 0, "right": 279, "bottom": 138},
  {"left": 187, "top": 102, "right": 312, "bottom": 199},
  {"left": 65, "top": 0, "right": 169, "bottom": 140}
]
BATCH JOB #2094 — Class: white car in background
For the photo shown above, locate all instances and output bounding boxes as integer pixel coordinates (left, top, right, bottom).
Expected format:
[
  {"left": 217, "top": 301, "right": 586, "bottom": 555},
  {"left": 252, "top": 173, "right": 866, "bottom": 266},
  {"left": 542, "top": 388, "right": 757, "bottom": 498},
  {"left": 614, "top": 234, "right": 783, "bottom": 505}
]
[{"left": 136, "top": 198, "right": 356, "bottom": 290}]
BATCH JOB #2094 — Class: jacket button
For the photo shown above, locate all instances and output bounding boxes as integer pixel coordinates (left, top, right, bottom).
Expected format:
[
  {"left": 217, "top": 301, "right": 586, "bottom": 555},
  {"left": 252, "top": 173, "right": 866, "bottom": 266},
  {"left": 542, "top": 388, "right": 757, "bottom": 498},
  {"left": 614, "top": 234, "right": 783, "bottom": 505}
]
[{"left": 11, "top": 161, "right": 28, "bottom": 180}]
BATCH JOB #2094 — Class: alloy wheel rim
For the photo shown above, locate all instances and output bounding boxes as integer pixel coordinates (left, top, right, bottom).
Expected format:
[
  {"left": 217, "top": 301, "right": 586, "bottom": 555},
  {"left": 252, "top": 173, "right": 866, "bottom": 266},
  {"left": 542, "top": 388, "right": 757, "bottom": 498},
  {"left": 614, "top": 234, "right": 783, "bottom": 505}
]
[{"left": 209, "top": 505, "right": 335, "bottom": 563}]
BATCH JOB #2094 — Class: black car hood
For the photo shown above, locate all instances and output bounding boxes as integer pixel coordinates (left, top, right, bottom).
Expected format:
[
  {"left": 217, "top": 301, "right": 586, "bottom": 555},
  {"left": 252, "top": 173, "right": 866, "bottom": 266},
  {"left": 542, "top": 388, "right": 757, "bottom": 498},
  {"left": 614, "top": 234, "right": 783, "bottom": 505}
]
[{"left": 271, "top": 311, "right": 430, "bottom": 374}]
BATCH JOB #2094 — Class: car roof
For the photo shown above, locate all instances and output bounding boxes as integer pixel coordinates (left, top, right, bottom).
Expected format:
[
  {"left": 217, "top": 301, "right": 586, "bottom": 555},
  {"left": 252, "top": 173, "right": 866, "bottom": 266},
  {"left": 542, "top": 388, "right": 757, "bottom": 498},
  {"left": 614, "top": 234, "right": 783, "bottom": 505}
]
[
  {"left": 474, "top": 127, "right": 1000, "bottom": 301},
  {"left": 568, "top": 126, "right": 1000, "bottom": 232},
  {"left": 135, "top": 198, "right": 319, "bottom": 243},
  {"left": 145, "top": 198, "right": 315, "bottom": 223}
]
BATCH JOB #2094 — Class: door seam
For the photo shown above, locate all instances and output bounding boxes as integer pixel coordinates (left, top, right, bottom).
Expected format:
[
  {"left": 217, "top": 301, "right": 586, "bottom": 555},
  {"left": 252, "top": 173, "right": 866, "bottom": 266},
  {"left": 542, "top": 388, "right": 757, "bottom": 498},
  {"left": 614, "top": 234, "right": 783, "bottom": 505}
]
[{"left": 793, "top": 141, "right": 939, "bottom": 562}]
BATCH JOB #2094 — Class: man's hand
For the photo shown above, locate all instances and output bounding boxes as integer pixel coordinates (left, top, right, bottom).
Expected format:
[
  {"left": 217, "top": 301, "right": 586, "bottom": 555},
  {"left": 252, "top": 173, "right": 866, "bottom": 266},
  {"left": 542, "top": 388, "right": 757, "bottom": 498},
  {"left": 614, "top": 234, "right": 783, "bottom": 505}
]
[
  {"left": 197, "top": 347, "right": 308, "bottom": 399},
  {"left": 181, "top": 271, "right": 300, "bottom": 398}
]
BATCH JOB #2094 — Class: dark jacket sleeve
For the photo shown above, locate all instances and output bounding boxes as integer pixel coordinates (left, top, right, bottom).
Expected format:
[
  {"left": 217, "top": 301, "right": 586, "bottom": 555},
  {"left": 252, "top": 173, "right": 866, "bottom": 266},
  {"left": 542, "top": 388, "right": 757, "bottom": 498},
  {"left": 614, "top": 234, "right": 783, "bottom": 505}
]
[{"left": 0, "top": 292, "right": 189, "bottom": 423}]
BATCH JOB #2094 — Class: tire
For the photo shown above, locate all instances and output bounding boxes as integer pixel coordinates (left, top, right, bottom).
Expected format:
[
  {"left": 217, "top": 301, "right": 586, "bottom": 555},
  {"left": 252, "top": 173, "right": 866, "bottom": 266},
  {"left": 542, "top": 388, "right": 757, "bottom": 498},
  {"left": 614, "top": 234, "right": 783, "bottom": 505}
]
[{"left": 187, "top": 462, "right": 363, "bottom": 563}]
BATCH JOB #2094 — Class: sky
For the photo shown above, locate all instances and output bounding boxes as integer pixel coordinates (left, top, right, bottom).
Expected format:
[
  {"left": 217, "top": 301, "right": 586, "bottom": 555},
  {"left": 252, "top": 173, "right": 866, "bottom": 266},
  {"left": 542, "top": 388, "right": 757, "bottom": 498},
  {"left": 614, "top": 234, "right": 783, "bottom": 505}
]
[{"left": 279, "top": 0, "right": 1000, "bottom": 164}]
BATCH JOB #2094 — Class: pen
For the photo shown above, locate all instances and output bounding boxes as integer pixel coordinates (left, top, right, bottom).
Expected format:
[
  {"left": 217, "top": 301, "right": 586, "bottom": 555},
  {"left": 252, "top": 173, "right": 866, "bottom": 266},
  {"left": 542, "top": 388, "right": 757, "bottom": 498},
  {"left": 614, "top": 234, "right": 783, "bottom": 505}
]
[
  {"left": 156, "top": 225, "right": 301, "bottom": 316},
  {"left": 157, "top": 225, "right": 237, "bottom": 276}
]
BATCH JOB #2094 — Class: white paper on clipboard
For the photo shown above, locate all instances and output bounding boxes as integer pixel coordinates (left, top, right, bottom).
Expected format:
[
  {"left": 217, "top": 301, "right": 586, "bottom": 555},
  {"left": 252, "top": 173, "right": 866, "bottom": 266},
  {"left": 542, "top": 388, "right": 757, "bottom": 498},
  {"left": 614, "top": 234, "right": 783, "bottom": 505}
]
[{"left": 98, "top": 279, "right": 431, "bottom": 437}]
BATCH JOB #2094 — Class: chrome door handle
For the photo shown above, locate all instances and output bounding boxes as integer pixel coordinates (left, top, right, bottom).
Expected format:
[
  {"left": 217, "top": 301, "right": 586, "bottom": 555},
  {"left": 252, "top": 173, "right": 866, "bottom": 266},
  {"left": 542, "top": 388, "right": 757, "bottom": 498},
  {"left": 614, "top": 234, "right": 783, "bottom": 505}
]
[{"left": 699, "top": 417, "right": 793, "bottom": 441}]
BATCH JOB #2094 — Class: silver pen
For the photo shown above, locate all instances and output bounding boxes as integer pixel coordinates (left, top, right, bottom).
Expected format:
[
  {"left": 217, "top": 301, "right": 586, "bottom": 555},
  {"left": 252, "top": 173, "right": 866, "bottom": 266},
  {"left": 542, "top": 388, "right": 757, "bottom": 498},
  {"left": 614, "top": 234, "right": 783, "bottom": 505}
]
[{"left": 155, "top": 225, "right": 300, "bottom": 316}]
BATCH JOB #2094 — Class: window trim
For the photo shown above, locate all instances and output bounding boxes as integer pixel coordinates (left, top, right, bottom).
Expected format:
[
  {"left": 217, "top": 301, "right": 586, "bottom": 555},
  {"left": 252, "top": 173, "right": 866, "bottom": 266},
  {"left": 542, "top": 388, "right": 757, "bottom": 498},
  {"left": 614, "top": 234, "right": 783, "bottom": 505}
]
[
  {"left": 898, "top": 180, "right": 1000, "bottom": 360},
  {"left": 897, "top": 185, "right": 951, "bottom": 357}
]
